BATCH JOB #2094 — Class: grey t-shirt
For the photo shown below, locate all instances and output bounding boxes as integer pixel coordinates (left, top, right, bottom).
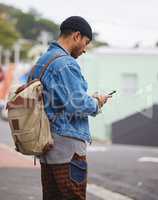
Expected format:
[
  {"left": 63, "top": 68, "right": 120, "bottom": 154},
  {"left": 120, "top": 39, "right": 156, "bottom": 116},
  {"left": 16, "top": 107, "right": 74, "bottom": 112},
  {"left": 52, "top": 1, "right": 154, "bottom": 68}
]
[{"left": 40, "top": 133, "right": 87, "bottom": 164}]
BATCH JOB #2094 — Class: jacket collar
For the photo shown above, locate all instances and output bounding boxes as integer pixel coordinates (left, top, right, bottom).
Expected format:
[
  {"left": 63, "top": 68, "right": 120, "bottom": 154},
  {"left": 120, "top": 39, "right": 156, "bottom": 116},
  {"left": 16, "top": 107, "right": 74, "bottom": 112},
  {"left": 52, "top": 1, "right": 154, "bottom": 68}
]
[{"left": 48, "top": 41, "right": 70, "bottom": 55}]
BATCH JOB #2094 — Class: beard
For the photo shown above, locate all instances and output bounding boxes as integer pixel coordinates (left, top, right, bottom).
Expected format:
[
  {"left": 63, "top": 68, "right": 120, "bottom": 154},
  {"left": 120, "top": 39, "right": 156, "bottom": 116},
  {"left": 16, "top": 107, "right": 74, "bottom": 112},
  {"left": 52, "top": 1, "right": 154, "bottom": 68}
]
[
  {"left": 71, "top": 52, "right": 78, "bottom": 59},
  {"left": 70, "top": 45, "right": 82, "bottom": 59}
]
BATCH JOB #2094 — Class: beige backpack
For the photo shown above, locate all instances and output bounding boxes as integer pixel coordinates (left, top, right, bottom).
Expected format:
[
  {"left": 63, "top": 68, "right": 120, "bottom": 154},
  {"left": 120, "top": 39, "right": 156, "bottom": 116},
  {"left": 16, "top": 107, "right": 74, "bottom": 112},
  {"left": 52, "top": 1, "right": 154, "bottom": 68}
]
[{"left": 7, "top": 55, "right": 62, "bottom": 156}]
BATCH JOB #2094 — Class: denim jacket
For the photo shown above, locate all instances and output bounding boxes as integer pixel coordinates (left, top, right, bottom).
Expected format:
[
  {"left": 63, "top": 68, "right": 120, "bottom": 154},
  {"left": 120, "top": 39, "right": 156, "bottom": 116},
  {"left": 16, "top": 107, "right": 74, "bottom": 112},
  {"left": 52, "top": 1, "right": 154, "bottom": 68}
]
[{"left": 31, "top": 42, "right": 99, "bottom": 143}]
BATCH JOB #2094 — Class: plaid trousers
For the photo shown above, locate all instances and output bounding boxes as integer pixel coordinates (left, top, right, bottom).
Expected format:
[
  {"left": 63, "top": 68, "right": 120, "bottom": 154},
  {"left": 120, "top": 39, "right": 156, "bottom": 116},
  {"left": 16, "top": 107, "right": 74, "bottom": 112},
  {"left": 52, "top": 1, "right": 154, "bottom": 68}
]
[{"left": 40, "top": 153, "right": 87, "bottom": 200}]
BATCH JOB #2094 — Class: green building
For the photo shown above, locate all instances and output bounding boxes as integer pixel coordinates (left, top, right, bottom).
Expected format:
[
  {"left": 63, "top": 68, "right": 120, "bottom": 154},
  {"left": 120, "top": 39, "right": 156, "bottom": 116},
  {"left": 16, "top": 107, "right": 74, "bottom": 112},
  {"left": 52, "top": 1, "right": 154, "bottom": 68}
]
[{"left": 79, "top": 48, "right": 158, "bottom": 141}]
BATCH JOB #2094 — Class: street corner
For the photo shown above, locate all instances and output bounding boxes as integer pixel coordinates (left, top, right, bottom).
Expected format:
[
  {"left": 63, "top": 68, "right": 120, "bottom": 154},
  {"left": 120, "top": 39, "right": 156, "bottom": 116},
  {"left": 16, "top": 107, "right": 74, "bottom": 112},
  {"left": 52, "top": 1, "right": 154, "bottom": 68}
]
[{"left": 0, "top": 143, "right": 40, "bottom": 168}]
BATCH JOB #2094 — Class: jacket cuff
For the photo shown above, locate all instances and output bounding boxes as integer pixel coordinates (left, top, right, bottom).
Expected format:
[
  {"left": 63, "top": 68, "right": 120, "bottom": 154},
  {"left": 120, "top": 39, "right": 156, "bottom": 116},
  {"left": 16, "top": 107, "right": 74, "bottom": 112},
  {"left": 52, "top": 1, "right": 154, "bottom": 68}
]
[{"left": 93, "top": 97, "right": 102, "bottom": 114}]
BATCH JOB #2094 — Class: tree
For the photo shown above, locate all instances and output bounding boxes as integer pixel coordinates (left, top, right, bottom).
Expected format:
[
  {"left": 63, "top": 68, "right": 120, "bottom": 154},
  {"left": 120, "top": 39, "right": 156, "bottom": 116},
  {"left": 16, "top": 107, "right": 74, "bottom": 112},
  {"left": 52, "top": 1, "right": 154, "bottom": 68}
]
[
  {"left": 36, "top": 18, "right": 59, "bottom": 39},
  {"left": 12, "top": 10, "right": 59, "bottom": 41},
  {"left": 0, "top": 17, "right": 20, "bottom": 48},
  {"left": 14, "top": 11, "right": 37, "bottom": 40}
]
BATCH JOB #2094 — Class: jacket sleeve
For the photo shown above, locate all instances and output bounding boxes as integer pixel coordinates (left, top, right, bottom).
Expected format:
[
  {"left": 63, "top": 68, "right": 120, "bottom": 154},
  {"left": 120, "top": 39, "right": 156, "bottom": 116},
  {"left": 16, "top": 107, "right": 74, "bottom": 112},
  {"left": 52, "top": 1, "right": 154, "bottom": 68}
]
[{"left": 52, "top": 63, "right": 99, "bottom": 116}]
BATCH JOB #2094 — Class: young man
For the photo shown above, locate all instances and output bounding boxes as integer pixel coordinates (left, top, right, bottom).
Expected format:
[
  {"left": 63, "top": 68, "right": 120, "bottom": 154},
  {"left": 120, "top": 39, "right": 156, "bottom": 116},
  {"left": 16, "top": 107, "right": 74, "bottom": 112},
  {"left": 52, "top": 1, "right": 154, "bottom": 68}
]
[{"left": 31, "top": 16, "right": 111, "bottom": 200}]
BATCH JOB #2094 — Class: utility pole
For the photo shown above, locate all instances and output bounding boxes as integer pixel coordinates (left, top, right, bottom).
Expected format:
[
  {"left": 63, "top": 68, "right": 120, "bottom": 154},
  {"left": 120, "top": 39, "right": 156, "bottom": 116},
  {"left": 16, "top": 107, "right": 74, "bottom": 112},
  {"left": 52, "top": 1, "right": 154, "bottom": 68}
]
[
  {"left": 14, "top": 42, "right": 21, "bottom": 65},
  {"left": 38, "top": 31, "right": 53, "bottom": 48},
  {"left": 0, "top": 45, "right": 2, "bottom": 66},
  {"left": 4, "top": 49, "right": 11, "bottom": 66}
]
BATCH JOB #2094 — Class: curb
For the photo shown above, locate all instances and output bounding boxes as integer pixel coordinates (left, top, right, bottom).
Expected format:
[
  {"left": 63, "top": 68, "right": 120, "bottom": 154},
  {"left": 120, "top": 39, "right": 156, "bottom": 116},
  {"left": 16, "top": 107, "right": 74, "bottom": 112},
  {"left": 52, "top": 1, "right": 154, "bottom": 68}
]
[{"left": 0, "top": 143, "right": 40, "bottom": 168}]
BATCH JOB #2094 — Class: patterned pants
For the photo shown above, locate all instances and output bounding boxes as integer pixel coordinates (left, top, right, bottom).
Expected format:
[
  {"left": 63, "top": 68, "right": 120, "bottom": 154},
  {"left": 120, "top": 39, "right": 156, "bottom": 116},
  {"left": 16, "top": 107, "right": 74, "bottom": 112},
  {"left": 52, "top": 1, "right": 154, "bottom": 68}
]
[{"left": 40, "top": 153, "right": 87, "bottom": 200}]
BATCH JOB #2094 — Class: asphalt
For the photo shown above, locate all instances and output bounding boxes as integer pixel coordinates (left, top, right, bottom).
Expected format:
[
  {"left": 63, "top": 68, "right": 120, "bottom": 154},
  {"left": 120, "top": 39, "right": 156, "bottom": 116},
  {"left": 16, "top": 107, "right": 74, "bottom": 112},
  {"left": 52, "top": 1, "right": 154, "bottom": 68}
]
[
  {"left": 0, "top": 144, "right": 104, "bottom": 200},
  {"left": 0, "top": 119, "right": 134, "bottom": 200},
  {"left": 0, "top": 143, "right": 134, "bottom": 200},
  {"left": 0, "top": 144, "right": 41, "bottom": 200}
]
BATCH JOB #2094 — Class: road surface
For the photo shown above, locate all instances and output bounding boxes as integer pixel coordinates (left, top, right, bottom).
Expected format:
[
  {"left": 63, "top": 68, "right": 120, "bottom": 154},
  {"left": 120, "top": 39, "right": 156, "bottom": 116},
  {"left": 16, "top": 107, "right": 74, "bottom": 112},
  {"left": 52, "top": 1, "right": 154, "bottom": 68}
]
[{"left": 0, "top": 120, "right": 158, "bottom": 200}]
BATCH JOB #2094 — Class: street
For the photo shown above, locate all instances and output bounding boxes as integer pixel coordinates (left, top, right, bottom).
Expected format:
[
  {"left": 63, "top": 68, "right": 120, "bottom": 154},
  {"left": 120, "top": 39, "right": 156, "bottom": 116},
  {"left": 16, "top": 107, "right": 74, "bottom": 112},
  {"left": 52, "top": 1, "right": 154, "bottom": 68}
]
[
  {"left": 0, "top": 119, "right": 158, "bottom": 200},
  {"left": 88, "top": 144, "right": 158, "bottom": 200}
]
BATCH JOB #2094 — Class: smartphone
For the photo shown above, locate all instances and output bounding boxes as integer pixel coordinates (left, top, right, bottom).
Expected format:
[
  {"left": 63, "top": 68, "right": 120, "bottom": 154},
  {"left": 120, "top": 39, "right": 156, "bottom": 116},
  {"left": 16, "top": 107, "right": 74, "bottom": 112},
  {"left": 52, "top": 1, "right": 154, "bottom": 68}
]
[{"left": 108, "top": 90, "right": 116, "bottom": 95}]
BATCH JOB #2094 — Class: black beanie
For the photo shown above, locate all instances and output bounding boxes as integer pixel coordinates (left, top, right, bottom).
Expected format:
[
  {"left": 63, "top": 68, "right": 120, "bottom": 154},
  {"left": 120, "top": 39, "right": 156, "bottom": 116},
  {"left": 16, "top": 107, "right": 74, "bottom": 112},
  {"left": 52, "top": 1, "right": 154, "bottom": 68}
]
[{"left": 60, "top": 16, "right": 92, "bottom": 41}]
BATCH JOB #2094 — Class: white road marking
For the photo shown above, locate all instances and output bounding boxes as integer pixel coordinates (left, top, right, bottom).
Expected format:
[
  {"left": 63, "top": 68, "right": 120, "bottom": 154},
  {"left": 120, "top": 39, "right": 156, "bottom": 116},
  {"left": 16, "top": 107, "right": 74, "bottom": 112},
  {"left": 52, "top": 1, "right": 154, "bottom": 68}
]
[
  {"left": 138, "top": 157, "right": 158, "bottom": 163},
  {"left": 87, "top": 146, "right": 107, "bottom": 152},
  {"left": 1, "top": 142, "right": 108, "bottom": 154},
  {"left": 27, "top": 196, "right": 35, "bottom": 200},
  {"left": 0, "top": 186, "right": 8, "bottom": 191},
  {"left": 87, "top": 184, "right": 134, "bottom": 200},
  {"left": 137, "top": 182, "right": 143, "bottom": 187}
]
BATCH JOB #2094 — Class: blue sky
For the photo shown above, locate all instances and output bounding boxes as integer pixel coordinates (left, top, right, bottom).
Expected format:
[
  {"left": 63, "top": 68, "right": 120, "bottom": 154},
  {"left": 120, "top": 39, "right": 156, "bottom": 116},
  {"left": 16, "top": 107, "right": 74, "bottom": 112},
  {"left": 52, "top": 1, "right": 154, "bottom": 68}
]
[{"left": 1, "top": 0, "right": 158, "bottom": 47}]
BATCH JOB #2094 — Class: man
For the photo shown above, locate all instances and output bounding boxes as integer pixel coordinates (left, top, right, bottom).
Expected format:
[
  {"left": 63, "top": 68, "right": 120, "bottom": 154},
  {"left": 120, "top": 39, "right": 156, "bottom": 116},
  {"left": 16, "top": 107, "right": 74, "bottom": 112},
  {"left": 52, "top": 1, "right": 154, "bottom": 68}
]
[{"left": 31, "top": 16, "right": 111, "bottom": 200}]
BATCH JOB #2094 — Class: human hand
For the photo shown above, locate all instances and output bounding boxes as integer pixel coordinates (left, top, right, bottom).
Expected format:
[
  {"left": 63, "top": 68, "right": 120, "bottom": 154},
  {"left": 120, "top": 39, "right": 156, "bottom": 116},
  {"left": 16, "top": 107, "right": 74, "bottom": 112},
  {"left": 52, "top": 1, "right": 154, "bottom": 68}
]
[
  {"left": 93, "top": 93, "right": 112, "bottom": 108},
  {"left": 97, "top": 95, "right": 112, "bottom": 108},
  {"left": 42, "top": 139, "right": 54, "bottom": 154}
]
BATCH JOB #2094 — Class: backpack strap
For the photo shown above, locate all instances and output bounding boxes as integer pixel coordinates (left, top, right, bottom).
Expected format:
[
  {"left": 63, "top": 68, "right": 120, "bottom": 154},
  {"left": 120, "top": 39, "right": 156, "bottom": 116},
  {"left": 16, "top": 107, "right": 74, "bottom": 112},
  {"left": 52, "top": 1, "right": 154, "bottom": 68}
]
[{"left": 28, "top": 54, "right": 66, "bottom": 82}]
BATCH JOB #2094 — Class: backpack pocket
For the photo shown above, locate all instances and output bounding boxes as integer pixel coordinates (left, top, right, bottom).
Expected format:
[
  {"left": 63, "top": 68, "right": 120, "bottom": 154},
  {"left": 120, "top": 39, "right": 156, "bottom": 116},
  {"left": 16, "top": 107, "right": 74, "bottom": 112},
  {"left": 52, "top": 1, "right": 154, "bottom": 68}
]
[
  {"left": 8, "top": 108, "right": 40, "bottom": 131},
  {"left": 13, "top": 127, "right": 37, "bottom": 143}
]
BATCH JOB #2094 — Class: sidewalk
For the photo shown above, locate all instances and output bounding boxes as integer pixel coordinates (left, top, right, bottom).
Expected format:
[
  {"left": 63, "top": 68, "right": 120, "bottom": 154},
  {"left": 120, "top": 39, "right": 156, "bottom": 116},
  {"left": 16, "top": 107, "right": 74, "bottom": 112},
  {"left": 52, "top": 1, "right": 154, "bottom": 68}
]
[
  {"left": 0, "top": 143, "right": 133, "bottom": 200},
  {"left": 0, "top": 144, "right": 100, "bottom": 200},
  {"left": 0, "top": 143, "right": 41, "bottom": 200},
  {"left": 0, "top": 143, "right": 40, "bottom": 168}
]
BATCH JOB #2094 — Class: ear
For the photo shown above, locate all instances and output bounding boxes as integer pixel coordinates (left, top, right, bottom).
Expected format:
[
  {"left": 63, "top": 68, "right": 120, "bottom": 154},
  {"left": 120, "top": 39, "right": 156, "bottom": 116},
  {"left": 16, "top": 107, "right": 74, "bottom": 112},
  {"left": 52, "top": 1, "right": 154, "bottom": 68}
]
[{"left": 73, "top": 31, "right": 81, "bottom": 41}]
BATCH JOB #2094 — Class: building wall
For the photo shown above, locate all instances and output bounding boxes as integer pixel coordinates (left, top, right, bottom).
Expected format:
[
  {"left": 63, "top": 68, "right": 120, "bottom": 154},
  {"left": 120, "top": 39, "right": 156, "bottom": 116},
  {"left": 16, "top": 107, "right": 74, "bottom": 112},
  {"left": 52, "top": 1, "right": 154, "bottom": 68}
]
[
  {"left": 112, "top": 104, "right": 158, "bottom": 146},
  {"left": 79, "top": 51, "right": 158, "bottom": 140}
]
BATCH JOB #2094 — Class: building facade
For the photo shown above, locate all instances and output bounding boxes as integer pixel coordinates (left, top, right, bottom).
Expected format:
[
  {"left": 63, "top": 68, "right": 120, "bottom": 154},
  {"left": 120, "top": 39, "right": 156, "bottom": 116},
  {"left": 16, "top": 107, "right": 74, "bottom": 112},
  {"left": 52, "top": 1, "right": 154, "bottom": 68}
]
[{"left": 79, "top": 48, "right": 158, "bottom": 141}]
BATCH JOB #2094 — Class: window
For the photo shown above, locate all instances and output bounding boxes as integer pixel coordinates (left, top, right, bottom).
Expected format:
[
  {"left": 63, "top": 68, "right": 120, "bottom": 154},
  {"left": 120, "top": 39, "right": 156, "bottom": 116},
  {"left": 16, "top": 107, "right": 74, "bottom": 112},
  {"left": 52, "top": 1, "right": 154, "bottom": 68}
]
[{"left": 121, "top": 73, "right": 138, "bottom": 95}]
